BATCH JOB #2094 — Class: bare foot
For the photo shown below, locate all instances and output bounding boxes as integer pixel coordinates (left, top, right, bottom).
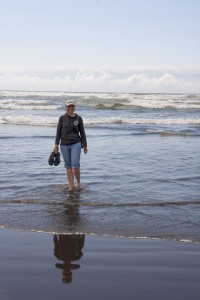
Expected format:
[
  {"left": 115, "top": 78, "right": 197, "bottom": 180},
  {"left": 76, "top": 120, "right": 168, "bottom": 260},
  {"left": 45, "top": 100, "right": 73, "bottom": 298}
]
[
  {"left": 76, "top": 183, "right": 83, "bottom": 190},
  {"left": 68, "top": 186, "right": 74, "bottom": 192}
]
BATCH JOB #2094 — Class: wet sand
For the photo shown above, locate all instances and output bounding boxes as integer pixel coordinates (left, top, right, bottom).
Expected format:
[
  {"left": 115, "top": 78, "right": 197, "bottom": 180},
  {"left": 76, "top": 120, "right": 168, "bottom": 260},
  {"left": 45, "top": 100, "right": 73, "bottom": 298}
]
[{"left": 0, "top": 229, "right": 200, "bottom": 300}]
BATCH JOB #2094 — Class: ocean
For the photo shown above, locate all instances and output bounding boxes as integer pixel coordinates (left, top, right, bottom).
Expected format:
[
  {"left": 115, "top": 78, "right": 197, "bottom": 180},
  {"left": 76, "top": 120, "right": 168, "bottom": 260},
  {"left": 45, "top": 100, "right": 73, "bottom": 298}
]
[{"left": 0, "top": 91, "right": 199, "bottom": 242}]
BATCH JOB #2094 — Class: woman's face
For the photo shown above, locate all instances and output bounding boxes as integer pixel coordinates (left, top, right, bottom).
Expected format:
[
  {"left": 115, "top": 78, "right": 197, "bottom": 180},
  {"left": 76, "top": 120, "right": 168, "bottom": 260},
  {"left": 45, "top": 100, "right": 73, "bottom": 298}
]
[{"left": 66, "top": 105, "right": 75, "bottom": 115}]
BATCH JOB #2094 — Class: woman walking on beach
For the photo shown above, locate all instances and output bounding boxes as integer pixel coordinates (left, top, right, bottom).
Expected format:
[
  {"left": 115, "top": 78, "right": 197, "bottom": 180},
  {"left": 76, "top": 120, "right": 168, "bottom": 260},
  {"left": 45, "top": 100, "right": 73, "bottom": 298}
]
[{"left": 54, "top": 100, "right": 87, "bottom": 191}]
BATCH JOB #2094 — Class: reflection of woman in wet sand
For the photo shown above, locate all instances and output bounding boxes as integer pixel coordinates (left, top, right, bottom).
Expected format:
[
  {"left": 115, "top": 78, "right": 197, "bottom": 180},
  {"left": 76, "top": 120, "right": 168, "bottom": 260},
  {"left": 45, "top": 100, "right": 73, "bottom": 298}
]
[{"left": 53, "top": 234, "right": 85, "bottom": 283}]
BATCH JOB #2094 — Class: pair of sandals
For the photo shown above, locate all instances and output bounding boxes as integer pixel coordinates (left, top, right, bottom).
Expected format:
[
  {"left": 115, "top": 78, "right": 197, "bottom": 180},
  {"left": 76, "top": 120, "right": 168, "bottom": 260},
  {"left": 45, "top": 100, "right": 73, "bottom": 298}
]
[{"left": 48, "top": 152, "right": 60, "bottom": 166}]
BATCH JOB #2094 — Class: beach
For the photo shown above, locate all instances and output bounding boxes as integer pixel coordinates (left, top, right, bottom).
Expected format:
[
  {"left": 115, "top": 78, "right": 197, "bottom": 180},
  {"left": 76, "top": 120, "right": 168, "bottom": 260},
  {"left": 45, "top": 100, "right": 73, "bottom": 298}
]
[
  {"left": 0, "top": 229, "right": 200, "bottom": 300},
  {"left": 0, "top": 91, "right": 200, "bottom": 298},
  {"left": 1, "top": 0, "right": 200, "bottom": 297}
]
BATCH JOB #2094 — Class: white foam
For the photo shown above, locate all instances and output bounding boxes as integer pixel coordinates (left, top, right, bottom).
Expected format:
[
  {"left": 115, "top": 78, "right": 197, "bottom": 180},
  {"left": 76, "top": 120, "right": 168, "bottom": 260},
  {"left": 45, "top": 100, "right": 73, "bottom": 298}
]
[
  {"left": 0, "top": 115, "right": 57, "bottom": 126},
  {"left": 0, "top": 91, "right": 68, "bottom": 97},
  {"left": 0, "top": 115, "right": 199, "bottom": 127},
  {"left": 0, "top": 99, "right": 61, "bottom": 110},
  {"left": 78, "top": 93, "right": 200, "bottom": 110},
  {"left": 180, "top": 239, "right": 193, "bottom": 243},
  {"left": 0, "top": 104, "right": 60, "bottom": 110},
  {"left": 83, "top": 117, "right": 200, "bottom": 126},
  {"left": 0, "top": 99, "right": 48, "bottom": 105},
  {"left": 1, "top": 91, "right": 200, "bottom": 110},
  {"left": 127, "top": 94, "right": 200, "bottom": 110}
]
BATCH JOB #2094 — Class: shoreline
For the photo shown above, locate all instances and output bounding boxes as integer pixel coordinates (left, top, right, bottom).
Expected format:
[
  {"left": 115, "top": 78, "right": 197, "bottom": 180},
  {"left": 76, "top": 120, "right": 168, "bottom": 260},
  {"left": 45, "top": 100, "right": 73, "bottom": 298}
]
[
  {"left": 0, "top": 228, "right": 200, "bottom": 300},
  {"left": 1, "top": 225, "right": 199, "bottom": 244}
]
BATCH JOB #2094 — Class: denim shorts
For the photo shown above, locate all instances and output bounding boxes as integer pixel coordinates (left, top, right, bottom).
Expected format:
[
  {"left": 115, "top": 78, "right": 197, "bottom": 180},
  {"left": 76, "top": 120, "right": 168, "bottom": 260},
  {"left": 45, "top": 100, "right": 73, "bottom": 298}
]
[{"left": 60, "top": 142, "right": 81, "bottom": 169}]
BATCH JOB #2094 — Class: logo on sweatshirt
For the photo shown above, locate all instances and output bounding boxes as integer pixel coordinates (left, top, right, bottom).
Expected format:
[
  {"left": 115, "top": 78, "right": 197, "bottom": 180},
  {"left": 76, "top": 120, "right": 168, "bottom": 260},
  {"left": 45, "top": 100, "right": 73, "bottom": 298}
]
[{"left": 74, "top": 120, "right": 79, "bottom": 126}]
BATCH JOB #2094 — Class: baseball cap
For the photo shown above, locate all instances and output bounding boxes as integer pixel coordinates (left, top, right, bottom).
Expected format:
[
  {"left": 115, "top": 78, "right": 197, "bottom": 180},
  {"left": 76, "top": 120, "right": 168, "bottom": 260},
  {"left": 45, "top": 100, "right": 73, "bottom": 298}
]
[{"left": 65, "top": 100, "right": 75, "bottom": 106}]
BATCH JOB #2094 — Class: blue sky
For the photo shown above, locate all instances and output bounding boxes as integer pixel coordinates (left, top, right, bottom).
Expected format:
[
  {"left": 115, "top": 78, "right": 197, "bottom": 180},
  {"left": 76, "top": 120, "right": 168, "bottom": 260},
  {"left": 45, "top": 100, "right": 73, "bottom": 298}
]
[{"left": 0, "top": 0, "right": 200, "bottom": 92}]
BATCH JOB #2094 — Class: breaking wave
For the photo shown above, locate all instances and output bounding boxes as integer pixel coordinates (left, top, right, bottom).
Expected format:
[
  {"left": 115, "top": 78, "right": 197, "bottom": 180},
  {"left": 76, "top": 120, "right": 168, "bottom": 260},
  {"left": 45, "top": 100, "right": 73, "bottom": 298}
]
[{"left": 1, "top": 114, "right": 199, "bottom": 127}]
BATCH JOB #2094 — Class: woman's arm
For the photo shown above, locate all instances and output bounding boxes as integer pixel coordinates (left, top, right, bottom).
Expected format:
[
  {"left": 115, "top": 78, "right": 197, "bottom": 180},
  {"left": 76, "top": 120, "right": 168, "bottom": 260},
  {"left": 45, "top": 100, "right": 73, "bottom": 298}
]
[
  {"left": 79, "top": 117, "right": 87, "bottom": 153},
  {"left": 54, "top": 116, "right": 62, "bottom": 153}
]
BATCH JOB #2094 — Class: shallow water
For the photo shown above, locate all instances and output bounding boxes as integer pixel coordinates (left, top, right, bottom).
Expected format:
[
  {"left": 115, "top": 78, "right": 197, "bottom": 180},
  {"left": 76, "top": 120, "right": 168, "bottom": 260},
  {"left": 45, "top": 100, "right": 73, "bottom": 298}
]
[{"left": 0, "top": 92, "right": 200, "bottom": 242}]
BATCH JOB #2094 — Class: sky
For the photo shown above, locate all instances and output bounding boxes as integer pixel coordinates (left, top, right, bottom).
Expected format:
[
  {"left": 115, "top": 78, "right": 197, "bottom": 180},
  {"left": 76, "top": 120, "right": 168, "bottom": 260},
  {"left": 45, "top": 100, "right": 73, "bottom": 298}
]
[{"left": 0, "top": 0, "right": 200, "bottom": 93}]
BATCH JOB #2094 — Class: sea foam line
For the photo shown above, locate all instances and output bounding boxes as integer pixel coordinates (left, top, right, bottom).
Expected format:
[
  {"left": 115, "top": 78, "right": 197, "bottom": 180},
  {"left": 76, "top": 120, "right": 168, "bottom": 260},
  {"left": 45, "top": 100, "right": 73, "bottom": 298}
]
[
  {"left": 0, "top": 104, "right": 61, "bottom": 110},
  {"left": 0, "top": 226, "right": 198, "bottom": 244},
  {"left": 0, "top": 115, "right": 199, "bottom": 126}
]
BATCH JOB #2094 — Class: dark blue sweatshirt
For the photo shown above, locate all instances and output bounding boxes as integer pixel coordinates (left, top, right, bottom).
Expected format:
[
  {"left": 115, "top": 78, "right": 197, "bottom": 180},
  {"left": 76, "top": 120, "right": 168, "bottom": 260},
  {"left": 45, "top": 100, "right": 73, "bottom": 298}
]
[{"left": 55, "top": 113, "right": 87, "bottom": 148}]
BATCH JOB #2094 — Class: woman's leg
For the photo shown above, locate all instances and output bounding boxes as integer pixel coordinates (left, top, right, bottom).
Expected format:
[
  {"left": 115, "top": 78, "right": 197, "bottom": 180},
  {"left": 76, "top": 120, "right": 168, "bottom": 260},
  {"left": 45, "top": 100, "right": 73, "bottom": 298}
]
[
  {"left": 66, "top": 168, "right": 74, "bottom": 190},
  {"left": 74, "top": 168, "right": 81, "bottom": 186},
  {"left": 60, "top": 145, "right": 74, "bottom": 190},
  {"left": 71, "top": 142, "right": 81, "bottom": 187}
]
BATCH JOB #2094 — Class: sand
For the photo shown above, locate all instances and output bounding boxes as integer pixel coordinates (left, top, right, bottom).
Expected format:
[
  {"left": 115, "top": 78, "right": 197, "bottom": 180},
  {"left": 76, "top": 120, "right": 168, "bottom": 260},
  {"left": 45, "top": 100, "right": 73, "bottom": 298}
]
[{"left": 0, "top": 229, "right": 200, "bottom": 300}]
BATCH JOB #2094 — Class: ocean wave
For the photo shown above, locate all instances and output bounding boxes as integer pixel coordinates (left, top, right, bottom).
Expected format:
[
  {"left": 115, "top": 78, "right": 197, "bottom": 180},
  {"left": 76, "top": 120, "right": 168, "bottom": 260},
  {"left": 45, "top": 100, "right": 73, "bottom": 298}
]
[
  {"left": 0, "top": 99, "right": 48, "bottom": 104},
  {"left": 0, "top": 115, "right": 199, "bottom": 127},
  {"left": 1, "top": 91, "right": 200, "bottom": 111},
  {"left": 0, "top": 104, "right": 60, "bottom": 110},
  {"left": 84, "top": 117, "right": 200, "bottom": 126},
  {"left": 146, "top": 130, "right": 199, "bottom": 137},
  {"left": 90, "top": 101, "right": 200, "bottom": 111},
  {"left": 92, "top": 102, "right": 149, "bottom": 110},
  {"left": 0, "top": 90, "right": 68, "bottom": 98},
  {"left": 0, "top": 115, "right": 57, "bottom": 126},
  {"left": 0, "top": 101, "right": 61, "bottom": 110},
  {"left": 93, "top": 103, "right": 131, "bottom": 110},
  {"left": 81, "top": 93, "right": 200, "bottom": 110}
]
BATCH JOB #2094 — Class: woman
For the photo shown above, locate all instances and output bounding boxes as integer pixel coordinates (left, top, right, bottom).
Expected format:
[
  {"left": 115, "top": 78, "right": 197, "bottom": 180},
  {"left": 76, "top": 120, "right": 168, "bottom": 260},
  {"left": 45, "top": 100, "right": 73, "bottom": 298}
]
[{"left": 54, "top": 100, "right": 87, "bottom": 191}]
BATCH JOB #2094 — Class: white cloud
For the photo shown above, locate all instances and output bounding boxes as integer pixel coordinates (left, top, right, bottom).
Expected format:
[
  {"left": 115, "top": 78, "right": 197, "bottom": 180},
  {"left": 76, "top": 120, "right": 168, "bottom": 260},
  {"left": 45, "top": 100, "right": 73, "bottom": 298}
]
[{"left": 0, "top": 66, "right": 200, "bottom": 93}]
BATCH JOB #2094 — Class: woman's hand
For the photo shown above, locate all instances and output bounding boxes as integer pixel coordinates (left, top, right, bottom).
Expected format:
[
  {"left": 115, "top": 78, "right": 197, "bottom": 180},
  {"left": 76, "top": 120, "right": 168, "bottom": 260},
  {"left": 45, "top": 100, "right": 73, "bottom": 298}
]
[
  {"left": 84, "top": 147, "right": 88, "bottom": 154},
  {"left": 54, "top": 145, "right": 59, "bottom": 153}
]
